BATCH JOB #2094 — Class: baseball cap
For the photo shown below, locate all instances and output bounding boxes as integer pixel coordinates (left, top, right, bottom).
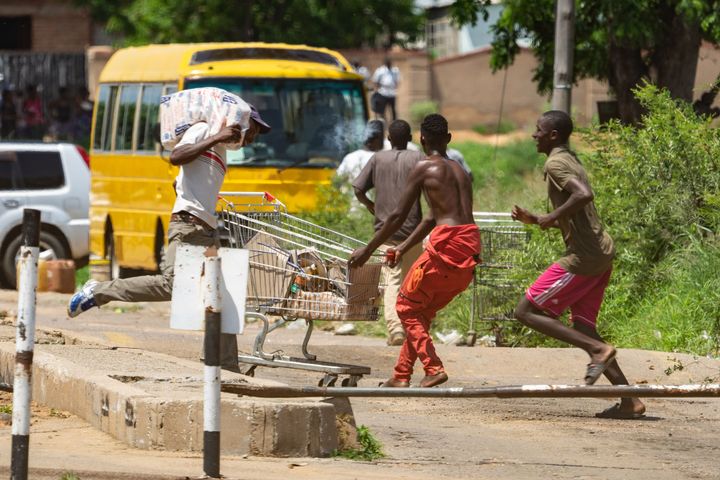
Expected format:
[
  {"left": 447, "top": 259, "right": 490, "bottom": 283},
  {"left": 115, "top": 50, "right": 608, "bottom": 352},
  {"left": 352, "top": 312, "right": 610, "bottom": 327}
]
[{"left": 248, "top": 104, "right": 271, "bottom": 134}]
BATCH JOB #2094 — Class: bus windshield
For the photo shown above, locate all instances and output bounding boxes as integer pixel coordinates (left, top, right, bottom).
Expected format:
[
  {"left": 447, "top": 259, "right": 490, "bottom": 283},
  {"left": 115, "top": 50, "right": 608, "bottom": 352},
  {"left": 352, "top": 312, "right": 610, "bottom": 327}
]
[{"left": 184, "top": 77, "right": 367, "bottom": 168}]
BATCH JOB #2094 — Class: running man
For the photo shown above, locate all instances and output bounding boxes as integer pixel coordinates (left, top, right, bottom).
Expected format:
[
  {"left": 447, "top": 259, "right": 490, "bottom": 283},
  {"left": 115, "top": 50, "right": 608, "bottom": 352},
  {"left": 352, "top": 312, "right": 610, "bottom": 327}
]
[
  {"left": 349, "top": 114, "right": 479, "bottom": 388},
  {"left": 67, "top": 104, "right": 271, "bottom": 372},
  {"left": 512, "top": 110, "right": 645, "bottom": 419}
]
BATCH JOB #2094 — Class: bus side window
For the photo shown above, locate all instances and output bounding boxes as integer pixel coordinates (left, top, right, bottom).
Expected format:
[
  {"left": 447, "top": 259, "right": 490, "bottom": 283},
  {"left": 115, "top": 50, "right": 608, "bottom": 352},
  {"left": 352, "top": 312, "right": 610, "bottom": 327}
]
[
  {"left": 93, "top": 85, "right": 119, "bottom": 151},
  {"left": 115, "top": 84, "right": 140, "bottom": 152},
  {"left": 137, "top": 84, "right": 163, "bottom": 153}
]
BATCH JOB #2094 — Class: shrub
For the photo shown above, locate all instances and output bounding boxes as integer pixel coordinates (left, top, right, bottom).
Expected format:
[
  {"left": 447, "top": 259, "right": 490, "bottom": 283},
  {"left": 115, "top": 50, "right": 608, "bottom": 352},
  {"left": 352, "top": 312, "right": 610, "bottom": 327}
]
[{"left": 409, "top": 100, "right": 439, "bottom": 127}]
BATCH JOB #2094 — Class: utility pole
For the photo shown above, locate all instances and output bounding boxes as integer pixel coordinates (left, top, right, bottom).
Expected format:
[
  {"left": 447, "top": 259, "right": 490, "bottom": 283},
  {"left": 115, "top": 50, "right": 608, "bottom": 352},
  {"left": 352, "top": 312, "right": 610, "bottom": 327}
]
[{"left": 551, "top": 0, "right": 575, "bottom": 113}]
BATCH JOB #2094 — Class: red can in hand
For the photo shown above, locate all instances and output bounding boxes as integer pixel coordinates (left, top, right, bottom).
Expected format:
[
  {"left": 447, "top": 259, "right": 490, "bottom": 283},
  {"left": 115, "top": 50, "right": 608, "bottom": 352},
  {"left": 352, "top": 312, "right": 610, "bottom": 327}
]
[{"left": 385, "top": 249, "right": 396, "bottom": 264}]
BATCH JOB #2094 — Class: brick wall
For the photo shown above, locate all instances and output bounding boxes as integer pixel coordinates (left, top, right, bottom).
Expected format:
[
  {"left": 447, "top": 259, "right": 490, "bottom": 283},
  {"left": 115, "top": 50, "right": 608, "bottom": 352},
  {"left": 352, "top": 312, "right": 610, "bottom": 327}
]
[
  {"left": 0, "top": 0, "right": 91, "bottom": 52},
  {"left": 339, "top": 48, "right": 432, "bottom": 123}
]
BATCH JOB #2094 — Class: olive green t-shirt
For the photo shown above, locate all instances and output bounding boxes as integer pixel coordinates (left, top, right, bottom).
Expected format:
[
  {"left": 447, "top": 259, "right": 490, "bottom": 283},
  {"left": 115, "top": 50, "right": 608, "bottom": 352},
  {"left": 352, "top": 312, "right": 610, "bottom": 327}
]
[{"left": 544, "top": 146, "right": 615, "bottom": 276}]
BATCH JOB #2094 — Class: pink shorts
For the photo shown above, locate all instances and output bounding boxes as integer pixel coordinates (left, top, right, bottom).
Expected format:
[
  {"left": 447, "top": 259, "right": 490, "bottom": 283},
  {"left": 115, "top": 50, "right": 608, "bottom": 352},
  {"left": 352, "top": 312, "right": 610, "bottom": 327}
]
[{"left": 525, "top": 263, "right": 612, "bottom": 328}]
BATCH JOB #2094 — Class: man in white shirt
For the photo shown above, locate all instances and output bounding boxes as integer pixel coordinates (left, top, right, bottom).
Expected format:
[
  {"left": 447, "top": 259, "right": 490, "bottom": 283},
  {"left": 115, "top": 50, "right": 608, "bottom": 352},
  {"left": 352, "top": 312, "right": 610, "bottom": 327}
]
[
  {"left": 68, "top": 104, "right": 271, "bottom": 371},
  {"left": 371, "top": 58, "right": 401, "bottom": 122},
  {"left": 337, "top": 120, "right": 385, "bottom": 181},
  {"left": 447, "top": 148, "right": 473, "bottom": 181}
]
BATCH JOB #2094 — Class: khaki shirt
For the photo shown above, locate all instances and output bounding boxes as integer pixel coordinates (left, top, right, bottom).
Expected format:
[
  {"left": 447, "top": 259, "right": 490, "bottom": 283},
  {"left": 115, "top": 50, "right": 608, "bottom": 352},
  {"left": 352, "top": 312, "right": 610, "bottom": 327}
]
[
  {"left": 544, "top": 146, "right": 615, "bottom": 276},
  {"left": 352, "top": 149, "right": 424, "bottom": 242}
]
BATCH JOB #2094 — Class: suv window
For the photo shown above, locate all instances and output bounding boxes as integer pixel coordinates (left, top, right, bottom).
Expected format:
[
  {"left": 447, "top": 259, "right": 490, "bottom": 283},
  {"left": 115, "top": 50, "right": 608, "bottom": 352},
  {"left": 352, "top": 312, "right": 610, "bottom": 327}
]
[{"left": 17, "top": 152, "right": 65, "bottom": 189}]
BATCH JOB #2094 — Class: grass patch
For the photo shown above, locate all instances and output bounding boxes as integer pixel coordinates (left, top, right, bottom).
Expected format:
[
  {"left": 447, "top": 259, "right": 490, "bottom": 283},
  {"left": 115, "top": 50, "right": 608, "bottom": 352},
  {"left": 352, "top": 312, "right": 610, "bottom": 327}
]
[
  {"left": 75, "top": 265, "right": 89, "bottom": 289},
  {"left": 334, "top": 425, "right": 385, "bottom": 461},
  {"left": 0, "top": 403, "right": 11, "bottom": 415},
  {"left": 453, "top": 140, "right": 545, "bottom": 212},
  {"left": 605, "top": 241, "right": 720, "bottom": 356},
  {"left": 472, "top": 119, "right": 516, "bottom": 135},
  {"left": 60, "top": 473, "right": 81, "bottom": 480}
]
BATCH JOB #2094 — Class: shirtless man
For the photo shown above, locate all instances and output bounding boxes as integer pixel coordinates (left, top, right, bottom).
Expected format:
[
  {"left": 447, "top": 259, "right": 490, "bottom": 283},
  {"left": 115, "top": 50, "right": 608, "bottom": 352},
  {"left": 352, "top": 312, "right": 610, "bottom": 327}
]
[
  {"left": 349, "top": 114, "right": 480, "bottom": 388},
  {"left": 512, "top": 110, "right": 646, "bottom": 419}
]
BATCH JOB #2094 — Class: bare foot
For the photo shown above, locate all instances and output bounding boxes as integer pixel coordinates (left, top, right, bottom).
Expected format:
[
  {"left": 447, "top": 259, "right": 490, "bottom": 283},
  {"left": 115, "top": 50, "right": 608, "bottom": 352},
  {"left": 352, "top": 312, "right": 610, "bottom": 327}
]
[
  {"left": 620, "top": 397, "right": 646, "bottom": 415},
  {"left": 419, "top": 371, "right": 448, "bottom": 388},
  {"left": 380, "top": 378, "right": 410, "bottom": 388},
  {"left": 596, "top": 399, "right": 646, "bottom": 419}
]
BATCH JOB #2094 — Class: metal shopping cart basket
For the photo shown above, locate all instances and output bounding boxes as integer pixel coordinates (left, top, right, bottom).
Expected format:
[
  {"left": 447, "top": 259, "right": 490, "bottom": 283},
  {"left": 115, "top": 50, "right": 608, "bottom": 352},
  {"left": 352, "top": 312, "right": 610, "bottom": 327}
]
[
  {"left": 219, "top": 191, "right": 385, "bottom": 387},
  {"left": 468, "top": 212, "right": 529, "bottom": 345}
]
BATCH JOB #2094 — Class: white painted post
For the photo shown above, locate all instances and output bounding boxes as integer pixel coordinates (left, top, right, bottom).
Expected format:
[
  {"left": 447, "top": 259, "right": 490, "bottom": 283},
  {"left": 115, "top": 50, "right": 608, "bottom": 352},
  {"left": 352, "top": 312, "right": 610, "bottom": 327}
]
[
  {"left": 11, "top": 209, "right": 41, "bottom": 480},
  {"left": 551, "top": 0, "right": 575, "bottom": 113},
  {"left": 203, "top": 251, "right": 222, "bottom": 478}
]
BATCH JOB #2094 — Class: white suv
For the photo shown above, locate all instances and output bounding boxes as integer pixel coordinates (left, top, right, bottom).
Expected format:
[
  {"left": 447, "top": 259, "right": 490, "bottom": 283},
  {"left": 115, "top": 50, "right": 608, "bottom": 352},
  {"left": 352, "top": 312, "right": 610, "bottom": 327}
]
[{"left": 0, "top": 143, "right": 90, "bottom": 288}]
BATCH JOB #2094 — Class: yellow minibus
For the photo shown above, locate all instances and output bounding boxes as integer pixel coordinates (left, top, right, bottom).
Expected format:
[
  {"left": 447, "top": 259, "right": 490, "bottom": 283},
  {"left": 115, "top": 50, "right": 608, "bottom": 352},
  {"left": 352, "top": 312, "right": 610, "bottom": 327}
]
[{"left": 90, "top": 42, "right": 367, "bottom": 278}]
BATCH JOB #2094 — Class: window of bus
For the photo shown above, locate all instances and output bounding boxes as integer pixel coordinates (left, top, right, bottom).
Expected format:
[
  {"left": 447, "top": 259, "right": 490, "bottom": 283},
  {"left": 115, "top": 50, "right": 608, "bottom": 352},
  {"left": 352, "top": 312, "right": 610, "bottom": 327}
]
[
  {"left": 136, "top": 84, "right": 163, "bottom": 152},
  {"left": 93, "top": 85, "right": 119, "bottom": 151},
  {"left": 114, "top": 84, "right": 140, "bottom": 151},
  {"left": 183, "top": 78, "right": 366, "bottom": 168}
]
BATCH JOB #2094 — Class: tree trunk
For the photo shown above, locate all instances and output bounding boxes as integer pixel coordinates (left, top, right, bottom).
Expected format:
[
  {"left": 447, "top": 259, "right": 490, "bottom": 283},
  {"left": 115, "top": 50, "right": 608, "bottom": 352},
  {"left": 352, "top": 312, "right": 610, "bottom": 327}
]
[
  {"left": 654, "top": 14, "right": 701, "bottom": 102},
  {"left": 607, "top": 44, "right": 646, "bottom": 124}
]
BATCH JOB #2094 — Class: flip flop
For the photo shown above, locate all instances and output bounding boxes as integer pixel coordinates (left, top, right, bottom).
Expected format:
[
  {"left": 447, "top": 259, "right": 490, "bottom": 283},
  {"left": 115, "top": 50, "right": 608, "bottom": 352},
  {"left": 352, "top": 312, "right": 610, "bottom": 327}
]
[
  {"left": 584, "top": 351, "right": 616, "bottom": 385},
  {"left": 595, "top": 403, "right": 646, "bottom": 420}
]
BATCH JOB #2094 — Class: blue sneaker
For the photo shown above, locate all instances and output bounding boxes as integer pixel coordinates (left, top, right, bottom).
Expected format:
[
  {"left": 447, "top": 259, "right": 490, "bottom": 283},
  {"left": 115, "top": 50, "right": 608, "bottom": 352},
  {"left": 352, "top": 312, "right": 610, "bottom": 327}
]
[{"left": 67, "top": 280, "right": 99, "bottom": 318}]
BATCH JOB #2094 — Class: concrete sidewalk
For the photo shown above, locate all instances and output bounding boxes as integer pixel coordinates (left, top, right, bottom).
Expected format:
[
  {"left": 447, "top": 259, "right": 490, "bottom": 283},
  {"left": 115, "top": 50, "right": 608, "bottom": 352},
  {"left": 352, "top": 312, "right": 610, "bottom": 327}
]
[{"left": 0, "top": 335, "right": 346, "bottom": 457}]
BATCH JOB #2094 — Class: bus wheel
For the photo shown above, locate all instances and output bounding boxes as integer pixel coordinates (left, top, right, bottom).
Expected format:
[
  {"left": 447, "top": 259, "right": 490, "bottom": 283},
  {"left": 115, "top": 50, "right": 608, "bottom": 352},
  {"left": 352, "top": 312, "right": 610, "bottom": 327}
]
[{"left": 106, "top": 228, "right": 128, "bottom": 281}]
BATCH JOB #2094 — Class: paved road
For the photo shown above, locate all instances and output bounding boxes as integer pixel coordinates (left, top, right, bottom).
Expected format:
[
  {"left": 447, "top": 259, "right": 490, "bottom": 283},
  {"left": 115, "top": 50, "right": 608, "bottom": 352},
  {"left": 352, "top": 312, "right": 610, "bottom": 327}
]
[{"left": 1, "top": 290, "right": 719, "bottom": 479}]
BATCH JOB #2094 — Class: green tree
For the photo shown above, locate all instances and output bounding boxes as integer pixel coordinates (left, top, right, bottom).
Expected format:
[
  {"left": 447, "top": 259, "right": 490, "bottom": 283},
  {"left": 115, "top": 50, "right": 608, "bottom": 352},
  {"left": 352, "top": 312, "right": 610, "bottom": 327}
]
[
  {"left": 451, "top": 0, "right": 720, "bottom": 124},
  {"left": 77, "top": 0, "right": 423, "bottom": 49}
]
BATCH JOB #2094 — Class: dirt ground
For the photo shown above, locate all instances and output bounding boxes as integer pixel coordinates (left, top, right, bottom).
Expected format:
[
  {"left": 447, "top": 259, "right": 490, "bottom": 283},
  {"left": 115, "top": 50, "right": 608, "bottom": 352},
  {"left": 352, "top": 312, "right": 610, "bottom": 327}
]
[{"left": 0, "top": 289, "right": 719, "bottom": 480}]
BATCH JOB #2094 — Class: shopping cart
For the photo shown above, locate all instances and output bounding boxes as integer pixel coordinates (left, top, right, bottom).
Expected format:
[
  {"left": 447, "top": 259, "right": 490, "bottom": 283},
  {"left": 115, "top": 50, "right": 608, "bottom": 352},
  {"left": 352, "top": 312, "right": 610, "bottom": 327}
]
[
  {"left": 468, "top": 212, "right": 529, "bottom": 345},
  {"left": 219, "top": 191, "right": 385, "bottom": 387}
]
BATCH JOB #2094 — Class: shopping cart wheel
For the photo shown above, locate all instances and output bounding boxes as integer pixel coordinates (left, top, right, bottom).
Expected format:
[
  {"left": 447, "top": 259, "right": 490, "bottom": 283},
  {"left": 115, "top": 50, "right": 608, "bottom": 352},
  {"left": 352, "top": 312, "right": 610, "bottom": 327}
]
[
  {"left": 242, "top": 365, "right": 257, "bottom": 377},
  {"left": 319, "top": 374, "right": 338, "bottom": 387},
  {"left": 341, "top": 375, "right": 362, "bottom": 388}
]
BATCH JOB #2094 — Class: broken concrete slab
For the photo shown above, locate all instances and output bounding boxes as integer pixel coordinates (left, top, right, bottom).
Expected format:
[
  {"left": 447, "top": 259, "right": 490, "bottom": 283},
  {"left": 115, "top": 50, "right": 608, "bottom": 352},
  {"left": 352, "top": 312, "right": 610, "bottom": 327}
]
[{"left": 0, "top": 342, "right": 352, "bottom": 457}]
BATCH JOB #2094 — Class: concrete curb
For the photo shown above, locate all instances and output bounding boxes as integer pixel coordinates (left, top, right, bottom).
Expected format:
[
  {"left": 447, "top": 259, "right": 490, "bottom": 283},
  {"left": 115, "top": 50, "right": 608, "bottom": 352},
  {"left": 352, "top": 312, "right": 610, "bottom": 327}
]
[{"left": 0, "top": 343, "right": 344, "bottom": 457}]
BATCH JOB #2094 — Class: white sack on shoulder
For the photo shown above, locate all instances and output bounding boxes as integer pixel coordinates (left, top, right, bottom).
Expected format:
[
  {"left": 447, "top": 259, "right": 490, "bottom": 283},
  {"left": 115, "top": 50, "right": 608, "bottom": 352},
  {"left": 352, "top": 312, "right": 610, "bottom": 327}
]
[{"left": 160, "top": 87, "right": 251, "bottom": 151}]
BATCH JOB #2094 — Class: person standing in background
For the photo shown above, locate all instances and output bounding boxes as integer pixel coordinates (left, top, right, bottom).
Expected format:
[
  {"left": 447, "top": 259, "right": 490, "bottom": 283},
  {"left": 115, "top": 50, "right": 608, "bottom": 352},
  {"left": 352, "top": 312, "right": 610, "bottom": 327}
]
[
  {"left": 49, "top": 86, "right": 74, "bottom": 141},
  {"left": 21, "top": 85, "right": 44, "bottom": 140},
  {"left": 0, "top": 89, "right": 18, "bottom": 139},
  {"left": 337, "top": 120, "right": 385, "bottom": 182},
  {"left": 372, "top": 58, "right": 400, "bottom": 122}
]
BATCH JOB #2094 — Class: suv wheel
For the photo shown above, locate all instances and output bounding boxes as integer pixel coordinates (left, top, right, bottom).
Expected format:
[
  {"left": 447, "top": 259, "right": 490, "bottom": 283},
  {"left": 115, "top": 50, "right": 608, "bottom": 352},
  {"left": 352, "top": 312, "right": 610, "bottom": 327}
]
[{"left": 1, "top": 231, "right": 70, "bottom": 289}]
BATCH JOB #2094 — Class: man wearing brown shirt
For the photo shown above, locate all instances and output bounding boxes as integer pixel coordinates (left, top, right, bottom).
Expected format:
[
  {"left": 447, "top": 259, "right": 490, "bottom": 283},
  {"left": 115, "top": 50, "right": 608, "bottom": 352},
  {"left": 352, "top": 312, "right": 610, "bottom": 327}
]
[
  {"left": 353, "top": 120, "right": 425, "bottom": 345},
  {"left": 512, "top": 110, "right": 646, "bottom": 419}
]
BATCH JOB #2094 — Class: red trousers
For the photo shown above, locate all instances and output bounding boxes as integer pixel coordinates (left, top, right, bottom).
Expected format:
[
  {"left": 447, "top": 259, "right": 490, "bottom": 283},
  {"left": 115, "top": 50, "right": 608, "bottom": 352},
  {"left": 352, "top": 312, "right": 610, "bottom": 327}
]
[{"left": 392, "top": 225, "right": 479, "bottom": 381}]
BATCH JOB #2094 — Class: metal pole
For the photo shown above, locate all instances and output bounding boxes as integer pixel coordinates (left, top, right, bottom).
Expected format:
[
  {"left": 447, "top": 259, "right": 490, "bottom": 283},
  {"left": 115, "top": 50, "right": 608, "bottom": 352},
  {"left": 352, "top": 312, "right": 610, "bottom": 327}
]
[
  {"left": 203, "top": 252, "right": 222, "bottom": 479},
  {"left": 551, "top": 0, "right": 575, "bottom": 113},
  {"left": 221, "top": 383, "right": 720, "bottom": 399},
  {"left": 11, "top": 209, "right": 41, "bottom": 480}
]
